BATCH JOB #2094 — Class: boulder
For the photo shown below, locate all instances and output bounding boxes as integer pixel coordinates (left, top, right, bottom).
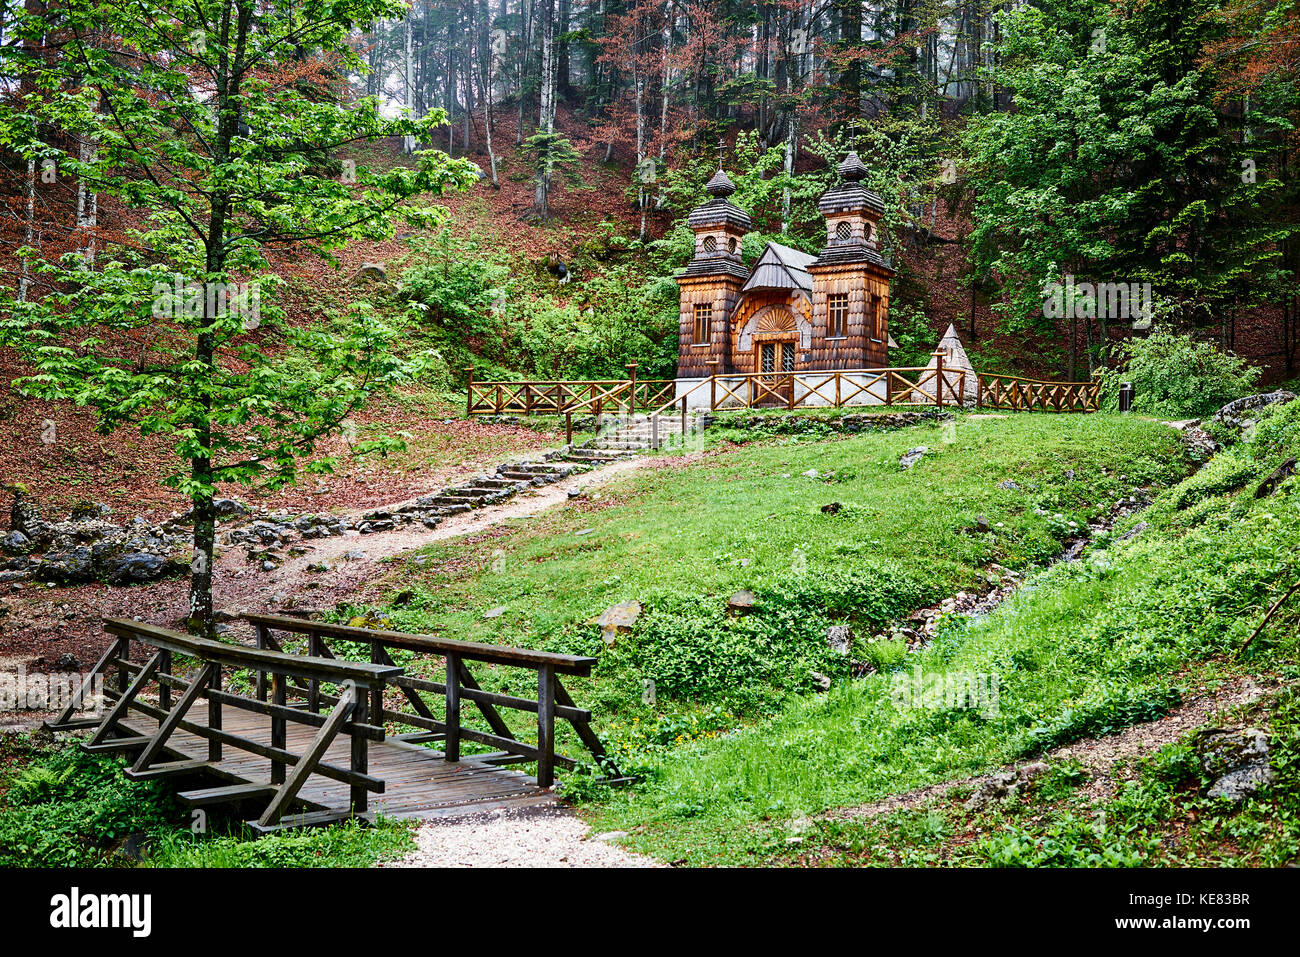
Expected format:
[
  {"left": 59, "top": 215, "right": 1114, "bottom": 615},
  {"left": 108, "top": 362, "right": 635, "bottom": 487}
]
[
  {"left": 900, "top": 447, "right": 929, "bottom": 470},
  {"left": 34, "top": 547, "right": 94, "bottom": 584},
  {"left": 1196, "top": 728, "right": 1274, "bottom": 802},
  {"left": 1211, "top": 391, "right": 1297, "bottom": 432},
  {"left": 728, "top": 589, "right": 757, "bottom": 616},
  {"left": 350, "top": 261, "right": 388, "bottom": 283},
  {"left": 104, "top": 552, "right": 169, "bottom": 585},
  {"left": 1, "top": 531, "right": 31, "bottom": 556},
  {"left": 590, "top": 600, "right": 642, "bottom": 642}
]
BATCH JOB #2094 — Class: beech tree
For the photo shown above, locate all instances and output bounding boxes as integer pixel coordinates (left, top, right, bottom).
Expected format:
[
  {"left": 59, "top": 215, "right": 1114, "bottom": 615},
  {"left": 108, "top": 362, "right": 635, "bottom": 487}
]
[{"left": 0, "top": 0, "right": 476, "bottom": 635}]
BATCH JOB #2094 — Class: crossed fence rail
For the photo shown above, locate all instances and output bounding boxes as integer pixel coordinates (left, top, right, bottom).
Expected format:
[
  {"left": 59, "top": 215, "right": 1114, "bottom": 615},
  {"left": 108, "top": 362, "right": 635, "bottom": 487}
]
[{"left": 467, "top": 358, "right": 1098, "bottom": 419}]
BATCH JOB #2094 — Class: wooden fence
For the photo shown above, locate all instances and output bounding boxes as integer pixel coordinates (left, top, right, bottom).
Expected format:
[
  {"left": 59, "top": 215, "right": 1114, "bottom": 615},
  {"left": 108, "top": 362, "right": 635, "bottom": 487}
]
[
  {"left": 468, "top": 357, "right": 1099, "bottom": 420},
  {"left": 977, "top": 373, "right": 1101, "bottom": 412},
  {"left": 466, "top": 363, "right": 676, "bottom": 417},
  {"left": 246, "top": 613, "right": 621, "bottom": 788}
]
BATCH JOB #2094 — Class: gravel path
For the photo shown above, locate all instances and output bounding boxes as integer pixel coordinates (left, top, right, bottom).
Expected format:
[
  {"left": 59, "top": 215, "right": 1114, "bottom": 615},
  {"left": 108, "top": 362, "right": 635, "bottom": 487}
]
[{"left": 384, "top": 805, "right": 662, "bottom": 868}]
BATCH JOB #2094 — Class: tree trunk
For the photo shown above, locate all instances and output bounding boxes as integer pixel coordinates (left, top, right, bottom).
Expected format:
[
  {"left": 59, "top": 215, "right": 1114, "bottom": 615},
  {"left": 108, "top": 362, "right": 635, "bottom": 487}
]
[{"left": 534, "top": 0, "right": 556, "bottom": 218}]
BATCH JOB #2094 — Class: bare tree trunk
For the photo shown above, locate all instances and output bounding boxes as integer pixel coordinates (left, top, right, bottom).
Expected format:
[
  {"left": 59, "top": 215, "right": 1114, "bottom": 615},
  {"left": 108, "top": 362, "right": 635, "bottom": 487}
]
[
  {"left": 403, "top": 13, "right": 415, "bottom": 152},
  {"left": 18, "top": 158, "right": 34, "bottom": 302},
  {"left": 476, "top": 0, "right": 499, "bottom": 185},
  {"left": 76, "top": 134, "right": 98, "bottom": 266},
  {"left": 534, "top": 0, "right": 556, "bottom": 218}
]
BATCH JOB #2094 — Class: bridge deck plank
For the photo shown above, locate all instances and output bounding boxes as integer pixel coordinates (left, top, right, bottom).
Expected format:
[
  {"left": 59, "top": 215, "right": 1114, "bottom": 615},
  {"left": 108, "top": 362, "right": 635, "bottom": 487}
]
[{"left": 118, "top": 706, "right": 552, "bottom": 821}]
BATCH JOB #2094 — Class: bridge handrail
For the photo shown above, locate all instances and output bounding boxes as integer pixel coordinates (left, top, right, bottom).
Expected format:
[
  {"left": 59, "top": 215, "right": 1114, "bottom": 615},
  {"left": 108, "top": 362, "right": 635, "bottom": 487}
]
[
  {"left": 245, "top": 613, "right": 619, "bottom": 788},
  {"left": 243, "top": 613, "right": 596, "bottom": 675}
]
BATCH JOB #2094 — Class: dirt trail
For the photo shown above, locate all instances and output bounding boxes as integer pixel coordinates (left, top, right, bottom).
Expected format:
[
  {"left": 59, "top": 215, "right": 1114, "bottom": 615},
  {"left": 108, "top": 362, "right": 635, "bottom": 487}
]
[{"left": 235, "top": 454, "right": 655, "bottom": 614}]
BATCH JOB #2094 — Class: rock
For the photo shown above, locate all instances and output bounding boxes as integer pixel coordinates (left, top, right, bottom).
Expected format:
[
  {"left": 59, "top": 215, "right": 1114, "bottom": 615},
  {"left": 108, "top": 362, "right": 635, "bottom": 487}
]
[
  {"left": 973, "top": 515, "right": 990, "bottom": 534},
  {"left": 483, "top": 606, "right": 507, "bottom": 619},
  {"left": 820, "top": 502, "right": 842, "bottom": 515},
  {"left": 827, "top": 624, "right": 852, "bottom": 654},
  {"left": 727, "top": 589, "right": 757, "bottom": 616},
  {"left": 802, "top": 469, "right": 819, "bottom": 478},
  {"left": 55, "top": 652, "right": 79, "bottom": 671},
  {"left": 1, "top": 531, "right": 31, "bottom": 556},
  {"left": 899, "top": 447, "right": 928, "bottom": 470},
  {"left": 343, "top": 550, "right": 365, "bottom": 561},
  {"left": 1197, "top": 728, "right": 1274, "bottom": 802},
  {"left": 108, "top": 831, "right": 150, "bottom": 863},
  {"left": 351, "top": 261, "right": 388, "bottom": 283},
  {"left": 1254, "top": 457, "right": 1296, "bottom": 498},
  {"left": 11, "top": 496, "right": 51, "bottom": 544},
  {"left": 1116, "top": 521, "right": 1149, "bottom": 542},
  {"left": 589, "top": 830, "right": 628, "bottom": 843},
  {"left": 998, "top": 480, "right": 1020, "bottom": 491},
  {"left": 104, "top": 551, "right": 168, "bottom": 586},
  {"left": 1212, "top": 391, "right": 1297, "bottom": 432},
  {"left": 590, "top": 600, "right": 642, "bottom": 642},
  {"left": 963, "top": 762, "right": 1049, "bottom": 811},
  {"left": 34, "top": 547, "right": 94, "bottom": 584},
  {"left": 810, "top": 672, "right": 832, "bottom": 691},
  {"left": 260, "top": 561, "right": 277, "bottom": 572}
]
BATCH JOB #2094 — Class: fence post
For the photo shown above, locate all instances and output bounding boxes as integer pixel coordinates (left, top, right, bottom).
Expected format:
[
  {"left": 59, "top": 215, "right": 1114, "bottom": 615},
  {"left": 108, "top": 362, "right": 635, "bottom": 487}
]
[
  {"left": 270, "top": 673, "right": 286, "bottom": 785},
  {"left": 207, "top": 666, "right": 222, "bottom": 762},
  {"left": 680, "top": 397, "right": 687, "bottom": 441},
  {"left": 933, "top": 351, "right": 945, "bottom": 408},
  {"left": 537, "top": 665, "right": 556, "bottom": 788},
  {"left": 255, "top": 623, "right": 269, "bottom": 701},
  {"left": 565, "top": 411, "right": 573, "bottom": 446},
  {"left": 350, "top": 684, "right": 369, "bottom": 814},
  {"left": 465, "top": 365, "right": 474, "bottom": 417},
  {"left": 626, "top": 363, "right": 638, "bottom": 413},
  {"left": 707, "top": 359, "right": 719, "bottom": 411},
  {"left": 444, "top": 653, "right": 461, "bottom": 763},
  {"left": 976, "top": 374, "right": 983, "bottom": 409}
]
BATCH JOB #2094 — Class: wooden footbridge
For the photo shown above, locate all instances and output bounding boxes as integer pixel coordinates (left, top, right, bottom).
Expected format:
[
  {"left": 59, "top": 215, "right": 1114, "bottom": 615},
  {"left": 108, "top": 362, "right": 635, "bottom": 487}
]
[{"left": 44, "top": 615, "right": 623, "bottom": 833}]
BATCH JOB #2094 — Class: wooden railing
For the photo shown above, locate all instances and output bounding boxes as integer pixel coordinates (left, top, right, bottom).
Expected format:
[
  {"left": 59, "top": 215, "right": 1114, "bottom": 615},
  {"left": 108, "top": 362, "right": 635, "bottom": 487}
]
[
  {"left": 466, "top": 363, "right": 675, "bottom": 418},
  {"left": 977, "top": 373, "right": 1100, "bottom": 412},
  {"left": 46, "top": 619, "right": 398, "bottom": 832},
  {"left": 245, "top": 613, "right": 622, "bottom": 788}
]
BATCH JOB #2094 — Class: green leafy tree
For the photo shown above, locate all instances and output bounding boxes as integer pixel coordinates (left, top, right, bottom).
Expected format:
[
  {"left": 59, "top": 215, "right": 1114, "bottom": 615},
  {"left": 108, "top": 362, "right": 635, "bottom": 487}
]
[
  {"left": 963, "top": 0, "right": 1296, "bottom": 377},
  {"left": 0, "top": 0, "right": 476, "bottom": 634}
]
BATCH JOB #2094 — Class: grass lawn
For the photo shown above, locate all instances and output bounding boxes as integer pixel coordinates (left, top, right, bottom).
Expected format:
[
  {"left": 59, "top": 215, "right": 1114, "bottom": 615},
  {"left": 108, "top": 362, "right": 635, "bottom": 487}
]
[
  {"left": 577, "top": 408, "right": 1300, "bottom": 865},
  {"left": 357, "top": 412, "right": 1191, "bottom": 785}
]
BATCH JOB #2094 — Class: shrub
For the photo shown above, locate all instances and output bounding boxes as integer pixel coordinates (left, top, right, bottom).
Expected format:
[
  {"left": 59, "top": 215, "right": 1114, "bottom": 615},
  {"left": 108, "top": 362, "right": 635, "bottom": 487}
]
[{"left": 1098, "top": 329, "right": 1260, "bottom": 418}]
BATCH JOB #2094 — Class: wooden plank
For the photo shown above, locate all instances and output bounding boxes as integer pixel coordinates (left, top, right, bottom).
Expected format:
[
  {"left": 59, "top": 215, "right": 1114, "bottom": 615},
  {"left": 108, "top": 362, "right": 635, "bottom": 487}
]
[
  {"left": 82, "top": 736, "right": 151, "bottom": 753},
  {"left": 123, "top": 759, "right": 215, "bottom": 781},
  {"left": 445, "top": 653, "right": 461, "bottom": 763},
  {"left": 178, "top": 783, "right": 278, "bottom": 807}
]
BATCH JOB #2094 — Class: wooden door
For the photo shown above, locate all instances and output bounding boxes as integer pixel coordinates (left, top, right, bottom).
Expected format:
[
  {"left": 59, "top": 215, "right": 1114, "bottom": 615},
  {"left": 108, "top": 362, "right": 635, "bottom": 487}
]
[{"left": 755, "top": 340, "right": 796, "bottom": 405}]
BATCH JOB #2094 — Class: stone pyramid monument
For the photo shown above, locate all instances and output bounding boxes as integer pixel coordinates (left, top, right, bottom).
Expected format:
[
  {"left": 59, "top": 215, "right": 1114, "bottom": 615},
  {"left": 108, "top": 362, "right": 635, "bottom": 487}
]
[{"left": 922, "top": 323, "right": 978, "bottom": 404}]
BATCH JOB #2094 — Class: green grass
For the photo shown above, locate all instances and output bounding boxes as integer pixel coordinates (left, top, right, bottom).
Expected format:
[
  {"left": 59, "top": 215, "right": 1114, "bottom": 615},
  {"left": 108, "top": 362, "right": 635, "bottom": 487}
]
[
  {"left": 778, "top": 681, "right": 1300, "bottom": 867},
  {"left": 575, "top": 407, "right": 1300, "bottom": 865},
  {"left": 0, "top": 736, "right": 416, "bottom": 868},
  {"left": 359, "top": 412, "right": 1190, "bottom": 784}
]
